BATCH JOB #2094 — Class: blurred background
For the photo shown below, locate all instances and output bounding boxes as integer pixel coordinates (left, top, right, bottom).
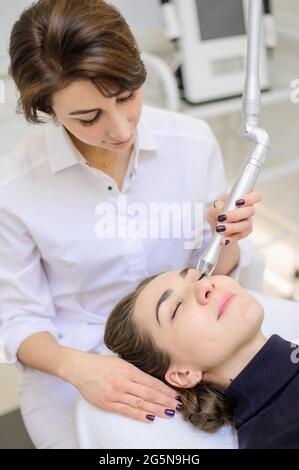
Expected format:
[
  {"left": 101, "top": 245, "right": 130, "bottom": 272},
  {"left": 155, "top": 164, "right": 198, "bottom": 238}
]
[{"left": 0, "top": 0, "right": 299, "bottom": 447}]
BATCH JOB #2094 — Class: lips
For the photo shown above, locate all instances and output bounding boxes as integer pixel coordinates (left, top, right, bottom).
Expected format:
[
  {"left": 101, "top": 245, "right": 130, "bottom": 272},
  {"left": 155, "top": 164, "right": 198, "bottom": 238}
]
[
  {"left": 110, "top": 136, "right": 131, "bottom": 145},
  {"left": 217, "top": 293, "right": 235, "bottom": 320}
]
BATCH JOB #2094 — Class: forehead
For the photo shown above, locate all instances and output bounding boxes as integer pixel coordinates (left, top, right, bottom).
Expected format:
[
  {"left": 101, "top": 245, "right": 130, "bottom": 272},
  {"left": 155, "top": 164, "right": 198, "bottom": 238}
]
[
  {"left": 52, "top": 79, "right": 112, "bottom": 109},
  {"left": 134, "top": 271, "right": 178, "bottom": 320}
]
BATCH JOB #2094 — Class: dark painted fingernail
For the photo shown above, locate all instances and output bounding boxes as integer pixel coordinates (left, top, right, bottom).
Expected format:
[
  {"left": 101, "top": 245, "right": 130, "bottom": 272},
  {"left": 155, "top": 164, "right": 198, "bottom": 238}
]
[
  {"left": 236, "top": 199, "right": 245, "bottom": 206},
  {"left": 165, "top": 409, "right": 175, "bottom": 417},
  {"left": 225, "top": 240, "right": 230, "bottom": 246},
  {"left": 146, "top": 414, "right": 155, "bottom": 421},
  {"left": 216, "top": 225, "right": 226, "bottom": 233},
  {"left": 176, "top": 395, "right": 183, "bottom": 402},
  {"left": 218, "top": 214, "right": 227, "bottom": 222},
  {"left": 176, "top": 404, "right": 183, "bottom": 412}
]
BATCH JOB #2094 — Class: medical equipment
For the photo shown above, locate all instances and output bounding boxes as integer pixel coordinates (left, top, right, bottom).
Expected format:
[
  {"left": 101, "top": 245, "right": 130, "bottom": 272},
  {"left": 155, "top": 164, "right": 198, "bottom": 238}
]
[
  {"left": 159, "top": 0, "right": 270, "bottom": 103},
  {"left": 263, "top": 1, "right": 277, "bottom": 51},
  {"left": 196, "top": 0, "right": 271, "bottom": 279}
]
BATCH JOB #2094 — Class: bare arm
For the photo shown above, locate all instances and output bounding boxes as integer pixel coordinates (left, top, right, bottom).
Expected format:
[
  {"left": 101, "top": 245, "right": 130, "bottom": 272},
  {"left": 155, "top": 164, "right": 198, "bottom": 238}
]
[
  {"left": 16, "top": 332, "right": 181, "bottom": 424},
  {"left": 213, "top": 241, "right": 240, "bottom": 276},
  {"left": 16, "top": 331, "right": 85, "bottom": 382}
]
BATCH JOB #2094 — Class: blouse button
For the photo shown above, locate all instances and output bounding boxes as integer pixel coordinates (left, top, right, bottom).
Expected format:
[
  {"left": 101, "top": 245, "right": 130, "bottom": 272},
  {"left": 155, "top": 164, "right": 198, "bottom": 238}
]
[{"left": 108, "top": 186, "right": 113, "bottom": 191}]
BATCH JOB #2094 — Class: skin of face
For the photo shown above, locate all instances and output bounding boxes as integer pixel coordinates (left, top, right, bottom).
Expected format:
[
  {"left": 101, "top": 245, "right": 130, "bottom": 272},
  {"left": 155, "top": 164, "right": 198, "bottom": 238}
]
[
  {"left": 51, "top": 79, "right": 143, "bottom": 157},
  {"left": 134, "top": 270, "right": 265, "bottom": 389}
]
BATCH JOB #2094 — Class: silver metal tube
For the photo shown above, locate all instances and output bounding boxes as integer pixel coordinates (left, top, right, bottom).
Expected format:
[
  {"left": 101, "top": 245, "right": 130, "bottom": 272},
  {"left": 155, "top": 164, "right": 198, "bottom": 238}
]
[
  {"left": 196, "top": 140, "right": 269, "bottom": 276},
  {"left": 196, "top": 0, "right": 270, "bottom": 277},
  {"left": 243, "top": 0, "right": 263, "bottom": 126}
]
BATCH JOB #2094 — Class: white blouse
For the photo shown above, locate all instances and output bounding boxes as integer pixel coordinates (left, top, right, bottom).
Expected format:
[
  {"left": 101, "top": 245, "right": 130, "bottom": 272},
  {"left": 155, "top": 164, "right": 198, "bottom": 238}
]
[{"left": 0, "top": 105, "right": 251, "bottom": 372}]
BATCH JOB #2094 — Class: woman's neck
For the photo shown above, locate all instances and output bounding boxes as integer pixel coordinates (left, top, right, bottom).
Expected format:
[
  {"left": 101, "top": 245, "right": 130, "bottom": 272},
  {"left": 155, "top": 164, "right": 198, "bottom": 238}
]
[{"left": 204, "top": 332, "right": 268, "bottom": 389}]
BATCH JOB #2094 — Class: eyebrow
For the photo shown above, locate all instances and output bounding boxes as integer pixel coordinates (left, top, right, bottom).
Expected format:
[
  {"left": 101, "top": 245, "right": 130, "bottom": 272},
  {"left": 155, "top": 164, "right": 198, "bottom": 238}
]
[
  {"left": 68, "top": 108, "right": 101, "bottom": 116},
  {"left": 68, "top": 90, "right": 135, "bottom": 116},
  {"left": 155, "top": 268, "right": 190, "bottom": 326}
]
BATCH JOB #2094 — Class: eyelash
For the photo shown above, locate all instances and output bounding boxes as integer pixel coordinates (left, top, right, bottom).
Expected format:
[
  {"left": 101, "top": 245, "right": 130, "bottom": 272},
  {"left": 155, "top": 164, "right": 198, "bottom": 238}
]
[
  {"left": 79, "top": 92, "right": 136, "bottom": 127},
  {"left": 171, "top": 273, "right": 205, "bottom": 319}
]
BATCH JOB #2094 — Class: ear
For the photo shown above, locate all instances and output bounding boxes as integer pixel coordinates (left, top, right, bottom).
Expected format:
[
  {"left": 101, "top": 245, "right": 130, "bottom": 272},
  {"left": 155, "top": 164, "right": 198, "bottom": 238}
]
[{"left": 165, "top": 367, "right": 203, "bottom": 389}]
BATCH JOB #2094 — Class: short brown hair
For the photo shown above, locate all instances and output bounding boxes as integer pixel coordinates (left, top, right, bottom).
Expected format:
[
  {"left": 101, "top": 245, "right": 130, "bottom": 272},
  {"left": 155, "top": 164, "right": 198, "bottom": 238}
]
[{"left": 9, "top": 0, "right": 147, "bottom": 124}]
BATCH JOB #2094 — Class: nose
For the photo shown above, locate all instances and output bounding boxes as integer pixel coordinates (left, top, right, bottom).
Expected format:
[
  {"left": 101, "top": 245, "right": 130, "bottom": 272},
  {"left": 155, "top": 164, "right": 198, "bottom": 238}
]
[
  {"left": 194, "top": 276, "right": 215, "bottom": 305},
  {"left": 106, "top": 111, "right": 131, "bottom": 142}
]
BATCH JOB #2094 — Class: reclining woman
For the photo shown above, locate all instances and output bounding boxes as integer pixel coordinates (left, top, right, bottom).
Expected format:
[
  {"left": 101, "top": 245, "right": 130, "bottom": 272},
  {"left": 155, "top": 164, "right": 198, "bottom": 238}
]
[{"left": 101, "top": 268, "right": 299, "bottom": 449}]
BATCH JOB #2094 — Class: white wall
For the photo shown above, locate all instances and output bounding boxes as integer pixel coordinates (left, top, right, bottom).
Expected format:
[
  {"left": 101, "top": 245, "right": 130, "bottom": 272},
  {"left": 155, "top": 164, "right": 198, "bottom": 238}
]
[
  {"left": 0, "top": 1, "right": 32, "bottom": 60},
  {"left": 273, "top": 0, "right": 299, "bottom": 30},
  {"left": 111, "top": 0, "right": 163, "bottom": 32},
  {"left": 0, "top": 0, "right": 163, "bottom": 62},
  {"left": 2, "top": 0, "right": 299, "bottom": 62}
]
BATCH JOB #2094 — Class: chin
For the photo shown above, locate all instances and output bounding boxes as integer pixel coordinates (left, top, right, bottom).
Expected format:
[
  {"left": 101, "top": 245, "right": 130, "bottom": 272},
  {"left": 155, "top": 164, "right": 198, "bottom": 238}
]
[
  {"left": 242, "top": 299, "right": 264, "bottom": 333},
  {"left": 228, "top": 292, "right": 264, "bottom": 334}
]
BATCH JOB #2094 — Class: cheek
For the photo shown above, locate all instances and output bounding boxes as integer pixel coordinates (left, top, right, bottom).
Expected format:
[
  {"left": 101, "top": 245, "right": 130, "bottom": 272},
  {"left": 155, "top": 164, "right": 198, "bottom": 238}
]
[
  {"left": 71, "top": 123, "right": 105, "bottom": 144},
  {"left": 178, "top": 326, "right": 221, "bottom": 370},
  {"left": 84, "top": 127, "right": 105, "bottom": 142},
  {"left": 125, "top": 108, "right": 141, "bottom": 127},
  {"left": 129, "top": 95, "right": 143, "bottom": 121},
  {"left": 216, "top": 277, "right": 243, "bottom": 296},
  {"left": 241, "top": 300, "right": 264, "bottom": 331},
  {"left": 221, "top": 297, "right": 264, "bottom": 349},
  {"left": 174, "top": 309, "right": 215, "bottom": 355}
]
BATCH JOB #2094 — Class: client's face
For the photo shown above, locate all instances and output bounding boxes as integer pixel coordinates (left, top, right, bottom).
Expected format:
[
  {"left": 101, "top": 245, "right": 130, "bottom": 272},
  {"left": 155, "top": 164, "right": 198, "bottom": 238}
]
[{"left": 133, "top": 269, "right": 264, "bottom": 387}]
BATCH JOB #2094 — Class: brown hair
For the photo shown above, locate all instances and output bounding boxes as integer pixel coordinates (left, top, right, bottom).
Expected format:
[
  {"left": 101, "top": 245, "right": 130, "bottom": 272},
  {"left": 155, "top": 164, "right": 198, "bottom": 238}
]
[
  {"left": 9, "top": 0, "right": 147, "bottom": 124},
  {"left": 104, "top": 273, "right": 234, "bottom": 433}
]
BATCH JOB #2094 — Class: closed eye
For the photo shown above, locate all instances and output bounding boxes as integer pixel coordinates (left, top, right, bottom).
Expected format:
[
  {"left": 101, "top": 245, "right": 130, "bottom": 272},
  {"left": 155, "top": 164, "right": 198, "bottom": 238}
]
[
  {"left": 171, "top": 273, "right": 204, "bottom": 319},
  {"left": 79, "top": 92, "right": 136, "bottom": 127},
  {"left": 172, "top": 302, "right": 182, "bottom": 319}
]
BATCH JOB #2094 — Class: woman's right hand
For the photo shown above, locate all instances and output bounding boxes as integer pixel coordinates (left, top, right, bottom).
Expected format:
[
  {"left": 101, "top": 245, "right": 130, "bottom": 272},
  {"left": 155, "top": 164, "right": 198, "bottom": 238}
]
[{"left": 65, "top": 350, "right": 182, "bottom": 423}]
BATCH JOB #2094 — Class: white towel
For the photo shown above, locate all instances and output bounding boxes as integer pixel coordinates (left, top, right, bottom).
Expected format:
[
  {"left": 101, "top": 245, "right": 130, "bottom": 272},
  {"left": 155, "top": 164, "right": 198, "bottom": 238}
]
[{"left": 76, "top": 394, "right": 238, "bottom": 449}]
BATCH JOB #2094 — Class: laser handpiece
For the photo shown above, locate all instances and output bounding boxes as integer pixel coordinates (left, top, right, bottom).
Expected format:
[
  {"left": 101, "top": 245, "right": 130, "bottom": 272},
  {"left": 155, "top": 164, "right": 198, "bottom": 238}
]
[{"left": 196, "top": 0, "right": 271, "bottom": 278}]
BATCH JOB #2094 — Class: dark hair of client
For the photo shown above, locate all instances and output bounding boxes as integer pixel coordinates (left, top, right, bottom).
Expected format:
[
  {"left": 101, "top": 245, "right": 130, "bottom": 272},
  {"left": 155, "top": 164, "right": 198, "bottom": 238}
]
[{"left": 104, "top": 273, "right": 234, "bottom": 433}]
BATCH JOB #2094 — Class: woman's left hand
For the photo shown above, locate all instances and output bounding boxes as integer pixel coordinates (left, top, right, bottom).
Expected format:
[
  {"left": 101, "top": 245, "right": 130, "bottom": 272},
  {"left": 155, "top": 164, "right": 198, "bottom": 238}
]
[{"left": 206, "top": 190, "right": 262, "bottom": 246}]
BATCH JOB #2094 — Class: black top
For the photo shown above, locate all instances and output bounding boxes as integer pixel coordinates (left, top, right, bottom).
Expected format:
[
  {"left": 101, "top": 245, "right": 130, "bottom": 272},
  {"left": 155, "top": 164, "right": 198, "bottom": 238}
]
[{"left": 226, "top": 334, "right": 299, "bottom": 449}]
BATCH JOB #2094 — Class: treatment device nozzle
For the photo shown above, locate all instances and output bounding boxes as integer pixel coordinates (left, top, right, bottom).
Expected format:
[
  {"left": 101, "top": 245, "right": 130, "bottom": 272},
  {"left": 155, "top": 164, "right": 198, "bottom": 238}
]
[{"left": 196, "top": 259, "right": 215, "bottom": 279}]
